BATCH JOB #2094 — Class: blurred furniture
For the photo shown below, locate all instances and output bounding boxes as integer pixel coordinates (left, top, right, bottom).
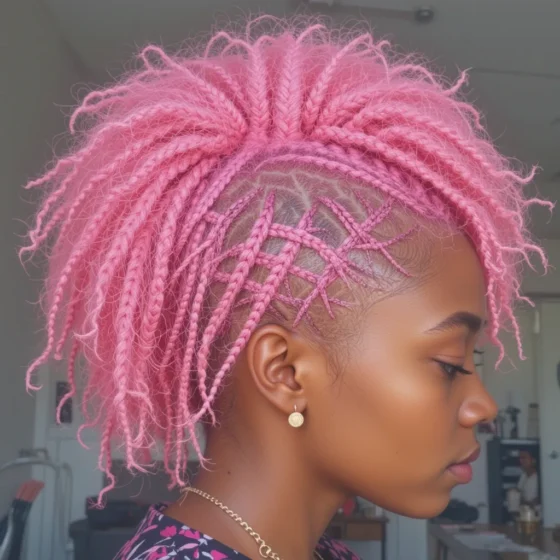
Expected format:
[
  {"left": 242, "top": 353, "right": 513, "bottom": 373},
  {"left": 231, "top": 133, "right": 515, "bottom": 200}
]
[
  {"left": 487, "top": 438, "right": 541, "bottom": 524},
  {"left": 0, "top": 449, "right": 71, "bottom": 560},
  {"left": 325, "top": 514, "right": 387, "bottom": 560},
  {"left": 0, "top": 480, "right": 44, "bottom": 560},
  {"left": 70, "top": 460, "right": 189, "bottom": 560},
  {"left": 70, "top": 521, "right": 136, "bottom": 560},
  {"left": 430, "top": 523, "right": 560, "bottom": 560},
  {"left": 0, "top": 510, "right": 14, "bottom": 560}
]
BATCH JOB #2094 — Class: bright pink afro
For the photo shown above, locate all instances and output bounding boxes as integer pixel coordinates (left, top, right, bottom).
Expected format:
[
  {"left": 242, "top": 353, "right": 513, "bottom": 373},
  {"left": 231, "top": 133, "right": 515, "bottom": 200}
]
[{"left": 21, "top": 17, "right": 549, "bottom": 490}]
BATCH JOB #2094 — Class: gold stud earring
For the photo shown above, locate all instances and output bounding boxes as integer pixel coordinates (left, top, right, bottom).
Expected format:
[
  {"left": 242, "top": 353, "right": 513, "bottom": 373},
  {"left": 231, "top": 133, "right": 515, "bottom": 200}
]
[{"left": 288, "top": 405, "right": 305, "bottom": 428}]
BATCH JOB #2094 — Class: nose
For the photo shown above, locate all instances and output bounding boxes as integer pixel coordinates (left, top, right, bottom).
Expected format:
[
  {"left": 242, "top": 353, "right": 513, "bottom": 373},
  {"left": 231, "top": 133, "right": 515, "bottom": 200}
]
[{"left": 459, "top": 372, "right": 498, "bottom": 428}]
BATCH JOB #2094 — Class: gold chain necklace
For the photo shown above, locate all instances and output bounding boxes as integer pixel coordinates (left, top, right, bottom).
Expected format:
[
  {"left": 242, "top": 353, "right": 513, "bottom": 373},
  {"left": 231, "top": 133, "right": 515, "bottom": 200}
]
[{"left": 183, "top": 487, "right": 324, "bottom": 560}]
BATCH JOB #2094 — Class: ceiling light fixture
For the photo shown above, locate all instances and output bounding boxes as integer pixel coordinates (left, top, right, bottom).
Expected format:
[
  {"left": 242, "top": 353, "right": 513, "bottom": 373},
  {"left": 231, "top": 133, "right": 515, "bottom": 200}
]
[
  {"left": 302, "top": 2, "right": 436, "bottom": 24},
  {"left": 414, "top": 7, "right": 435, "bottom": 23}
]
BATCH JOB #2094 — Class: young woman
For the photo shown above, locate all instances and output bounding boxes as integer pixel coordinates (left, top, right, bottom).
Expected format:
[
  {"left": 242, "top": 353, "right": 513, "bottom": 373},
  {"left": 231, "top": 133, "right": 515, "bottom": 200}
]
[{"left": 22, "top": 17, "right": 548, "bottom": 560}]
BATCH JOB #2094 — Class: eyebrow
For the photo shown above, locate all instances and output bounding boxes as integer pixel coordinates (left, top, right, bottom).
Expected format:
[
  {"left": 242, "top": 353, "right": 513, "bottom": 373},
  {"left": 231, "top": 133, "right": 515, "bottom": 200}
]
[{"left": 425, "top": 311, "right": 485, "bottom": 335}]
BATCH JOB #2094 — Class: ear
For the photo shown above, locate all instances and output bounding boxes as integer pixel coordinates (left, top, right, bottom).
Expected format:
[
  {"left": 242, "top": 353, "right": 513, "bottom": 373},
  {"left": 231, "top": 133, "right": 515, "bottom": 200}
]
[{"left": 244, "top": 324, "right": 320, "bottom": 417}]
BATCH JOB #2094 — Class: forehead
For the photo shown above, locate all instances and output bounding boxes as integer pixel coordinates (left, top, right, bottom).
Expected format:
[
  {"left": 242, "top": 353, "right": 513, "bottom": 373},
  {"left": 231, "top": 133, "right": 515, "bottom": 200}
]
[
  {"left": 422, "top": 234, "right": 486, "bottom": 316},
  {"left": 365, "top": 233, "right": 487, "bottom": 333}
]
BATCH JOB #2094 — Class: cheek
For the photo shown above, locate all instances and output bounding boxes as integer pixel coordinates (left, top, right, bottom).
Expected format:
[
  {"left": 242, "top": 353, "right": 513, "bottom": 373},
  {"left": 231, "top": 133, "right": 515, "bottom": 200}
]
[
  {"left": 344, "top": 361, "right": 455, "bottom": 461},
  {"left": 310, "top": 351, "right": 462, "bottom": 500}
]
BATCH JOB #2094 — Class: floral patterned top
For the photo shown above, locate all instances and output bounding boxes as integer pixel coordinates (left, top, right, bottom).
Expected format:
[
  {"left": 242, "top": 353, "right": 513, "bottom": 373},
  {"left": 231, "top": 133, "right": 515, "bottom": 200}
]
[{"left": 115, "top": 504, "right": 361, "bottom": 560}]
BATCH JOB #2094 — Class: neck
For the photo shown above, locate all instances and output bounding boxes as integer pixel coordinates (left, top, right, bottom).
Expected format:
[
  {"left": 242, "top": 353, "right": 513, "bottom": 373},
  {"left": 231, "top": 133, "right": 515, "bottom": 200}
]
[{"left": 169, "top": 427, "right": 345, "bottom": 560}]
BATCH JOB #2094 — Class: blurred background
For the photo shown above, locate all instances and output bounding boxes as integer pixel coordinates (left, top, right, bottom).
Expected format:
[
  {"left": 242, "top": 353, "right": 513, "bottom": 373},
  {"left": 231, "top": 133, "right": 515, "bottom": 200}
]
[{"left": 1, "top": 1, "right": 559, "bottom": 559}]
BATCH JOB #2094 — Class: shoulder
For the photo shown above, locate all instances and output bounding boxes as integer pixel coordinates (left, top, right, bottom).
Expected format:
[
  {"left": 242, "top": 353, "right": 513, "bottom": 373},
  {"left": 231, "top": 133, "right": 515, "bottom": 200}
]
[
  {"left": 526, "top": 472, "right": 539, "bottom": 488},
  {"left": 114, "top": 504, "right": 250, "bottom": 560},
  {"left": 317, "top": 535, "right": 362, "bottom": 560}
]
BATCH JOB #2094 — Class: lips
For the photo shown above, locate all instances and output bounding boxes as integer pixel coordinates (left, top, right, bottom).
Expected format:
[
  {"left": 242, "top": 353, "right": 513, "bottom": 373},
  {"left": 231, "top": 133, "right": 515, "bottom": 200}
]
[
  {"left": 459, "top": 446, "right": 481, "bottom": 465},
  {"left": 447, "top": 446, "right": 481, "bottom": 484}
]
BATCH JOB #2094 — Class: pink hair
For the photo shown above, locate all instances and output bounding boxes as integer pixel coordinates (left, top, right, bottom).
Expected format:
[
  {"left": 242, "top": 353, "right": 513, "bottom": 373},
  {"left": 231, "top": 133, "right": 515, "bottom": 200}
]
[{"left": 21, "top": 17, "right": 549, "bottom": 493}]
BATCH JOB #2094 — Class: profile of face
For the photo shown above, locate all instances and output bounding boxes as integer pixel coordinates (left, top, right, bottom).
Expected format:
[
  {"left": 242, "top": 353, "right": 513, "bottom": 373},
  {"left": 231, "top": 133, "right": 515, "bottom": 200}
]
[
  {"left": 519, "top": 450, "right": 536, "bottom": 474},
  {"left": 236, "top": 230, "right": 498, "bottom": 520},
  {"left": 323, "top": 234, "right": 497, "bottom": 517},
  {"left": 298, "top": 234, "right": 497, "bottom": 518}
]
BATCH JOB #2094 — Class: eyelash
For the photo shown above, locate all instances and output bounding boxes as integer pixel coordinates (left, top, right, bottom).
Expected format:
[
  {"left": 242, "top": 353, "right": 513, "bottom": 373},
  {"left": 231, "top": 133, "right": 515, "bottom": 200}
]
[
  {"left": 434, "top": 360, "right": 473, "bottom": 379},
  {"left": 434, "top": 349, "right": 484, "bottom": 380}
]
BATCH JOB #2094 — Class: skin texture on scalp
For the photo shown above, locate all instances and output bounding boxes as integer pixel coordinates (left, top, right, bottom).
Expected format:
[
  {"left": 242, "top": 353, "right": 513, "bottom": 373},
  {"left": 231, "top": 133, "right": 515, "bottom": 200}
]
[{"left": 20, "top": 18, "right": 547, "bottom": 556}]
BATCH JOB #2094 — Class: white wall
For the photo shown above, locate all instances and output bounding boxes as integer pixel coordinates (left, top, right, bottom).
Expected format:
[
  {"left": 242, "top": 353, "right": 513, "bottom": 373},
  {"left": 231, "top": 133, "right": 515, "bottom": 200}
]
[
  {"left": 523, "top": 239, "right": 560, "bottom": 295},
  {"left": 483, "top": 305, "right": 539, "bottom": 439},
  {"left": 0, "top": 0, "right": 84, "bottom": 513}
]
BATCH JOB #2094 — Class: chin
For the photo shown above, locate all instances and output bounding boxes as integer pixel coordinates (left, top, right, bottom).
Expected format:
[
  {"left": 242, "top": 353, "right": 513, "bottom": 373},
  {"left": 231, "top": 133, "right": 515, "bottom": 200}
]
[{"left": 385, "top": 494, "right": 451, "bottom": 520}]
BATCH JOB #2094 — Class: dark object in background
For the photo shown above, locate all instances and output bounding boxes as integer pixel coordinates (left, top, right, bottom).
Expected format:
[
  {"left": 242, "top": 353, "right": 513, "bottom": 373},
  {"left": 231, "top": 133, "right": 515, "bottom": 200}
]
[
  {"left": 69, "top": 521, "right": 137, "bottom": 560},
  {"left": 86, "top": 500, "right": 149, "bottom": 530},
  {"left": 495, "top": 411, "right": 507, "bottom": 438},
  {"left": 477, "top": 421, "right": 495, "bottom": 435},
  {"left": 414, "top": 7, "right": 435, "bottom": 23},
  {"left": 487, "top": 437, "right": 541, "bottom": 524},
  {"left": 553, "top": 525, "right": 560, "bottom": 544},
  {"left": 102, "top": 460, "right": 198, "bottom": 503},
  {"left": 437, "top": 499, "right": 479, "bottom": 524},
  {"left": 506, "top": 406, "right": 520, "bottom": 439},
  {"left": 84, "top": 459, "right": 201, "bottom": 529},
  {"left": 56, "top": 381, "right": 73, "bottom": 424},
  {"left": 70, "top": 460, "right": 200, "bottom": 560},
  {"left": 0, "top": 480, "right": 44, "bottom": 560}
]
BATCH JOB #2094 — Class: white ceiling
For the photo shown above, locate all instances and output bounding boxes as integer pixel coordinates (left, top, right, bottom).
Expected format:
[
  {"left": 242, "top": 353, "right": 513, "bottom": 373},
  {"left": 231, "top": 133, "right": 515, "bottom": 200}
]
[{"left": 43, "top": 0, "right": 560, "bottom": 237}]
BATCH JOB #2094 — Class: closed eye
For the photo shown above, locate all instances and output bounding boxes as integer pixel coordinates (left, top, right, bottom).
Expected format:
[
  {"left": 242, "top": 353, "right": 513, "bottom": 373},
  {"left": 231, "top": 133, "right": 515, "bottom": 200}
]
[{"left": 434, "top": 359, "right": 473, "bottom": 379}]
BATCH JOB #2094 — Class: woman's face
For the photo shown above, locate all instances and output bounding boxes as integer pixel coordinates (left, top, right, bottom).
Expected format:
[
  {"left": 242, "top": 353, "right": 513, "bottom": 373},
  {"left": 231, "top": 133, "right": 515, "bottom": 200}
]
[
  {"left": 308, "top": 233, "right": 498, "bottom": 518},
  {"left": 519, "top": 451, "right": 536, "bottom": 473}
]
